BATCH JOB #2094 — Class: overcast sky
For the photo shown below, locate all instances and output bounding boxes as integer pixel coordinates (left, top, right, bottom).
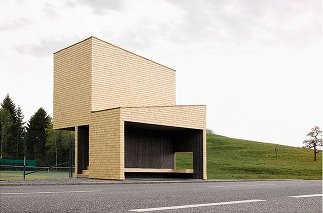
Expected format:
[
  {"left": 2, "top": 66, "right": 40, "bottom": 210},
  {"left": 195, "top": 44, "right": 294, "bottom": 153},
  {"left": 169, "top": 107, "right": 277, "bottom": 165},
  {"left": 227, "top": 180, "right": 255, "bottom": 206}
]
[{"left": 0, "top": 0, "right": 322, "bottom": 147}]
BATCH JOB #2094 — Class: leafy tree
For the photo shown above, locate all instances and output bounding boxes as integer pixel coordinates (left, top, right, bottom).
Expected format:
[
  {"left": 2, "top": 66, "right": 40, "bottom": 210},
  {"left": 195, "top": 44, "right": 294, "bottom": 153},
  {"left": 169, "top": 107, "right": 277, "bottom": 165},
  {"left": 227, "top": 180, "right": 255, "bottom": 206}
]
[
  {"left": 303, "top": 126, "right": 322, "bottom": 161},
  {"left": 207, "top": 129, "right": 214, "bottom": 134},
  {"left": 0, "top": 108, "right": 14, "bottom": 158},
  {"left": 46, "top": 123, "right": 56, "bottom": 165},
  {"left": 46, "top": 121, "right": 70, "bottom": 166},
  {"left": 26, "top": 108, "right": 50, "bottom": 166},
  {"left": 274, "top": 145, "right": 279, "bottom": 157}
]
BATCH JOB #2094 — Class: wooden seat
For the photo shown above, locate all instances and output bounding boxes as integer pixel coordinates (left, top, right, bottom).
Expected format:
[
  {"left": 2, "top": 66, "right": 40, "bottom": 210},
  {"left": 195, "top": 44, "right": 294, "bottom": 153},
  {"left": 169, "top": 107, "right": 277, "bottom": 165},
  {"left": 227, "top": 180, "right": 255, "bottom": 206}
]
[{"left": 124, "top": 168, "right": 193, "bottom": 174}]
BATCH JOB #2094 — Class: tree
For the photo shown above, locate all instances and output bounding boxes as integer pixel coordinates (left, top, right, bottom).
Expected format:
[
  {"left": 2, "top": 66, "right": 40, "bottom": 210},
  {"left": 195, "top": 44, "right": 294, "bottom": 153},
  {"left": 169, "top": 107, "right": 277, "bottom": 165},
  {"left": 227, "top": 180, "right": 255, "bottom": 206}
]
[
  {"left": 1, "top": 94, "right": 16, "bottom": 116},
  {"left": 0, "top": 94, "right": 25, "bottom": 159},
  {"left": 207, "top": 129, "right": 214, "bottom": 134},
  {"left": 0, "top": 108, "right": 14, "bottom": 158},
  {"left": 26, "top": 108, "right": 50, "bottom": 166},
  {"left": 46, "top": 120, "right": 70, "bottom": 166},
  {"left": 303, "top": 126, "right": 322, "bottom": 161},
  {"left": 274, "top": 145, "right": 279, "bottom": 157},
  {"left": 14, "top": 106, "right": 25, "bottom": 158}
]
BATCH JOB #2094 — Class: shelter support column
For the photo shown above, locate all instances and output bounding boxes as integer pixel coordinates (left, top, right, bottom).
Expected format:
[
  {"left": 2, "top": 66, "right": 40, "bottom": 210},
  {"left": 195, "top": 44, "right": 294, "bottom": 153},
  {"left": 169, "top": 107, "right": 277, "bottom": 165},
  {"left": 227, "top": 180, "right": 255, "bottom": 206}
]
[
  {"left": 203, "top": 129, "right": 207, "bottom": 179},
  {"left": 193, "top": 130, "right": 204, "bottom": 179},
  {"left": 74, "top": 126, "right": 78, "bottom": 177}
]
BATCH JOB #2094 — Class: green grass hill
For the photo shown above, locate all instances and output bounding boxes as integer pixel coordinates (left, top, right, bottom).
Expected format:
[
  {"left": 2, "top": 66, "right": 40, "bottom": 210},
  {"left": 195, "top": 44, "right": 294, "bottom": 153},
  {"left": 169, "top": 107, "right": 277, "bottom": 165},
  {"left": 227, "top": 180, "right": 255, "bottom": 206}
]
[{"left": 177, "top": 134, "right": 322, "bottom": 180}]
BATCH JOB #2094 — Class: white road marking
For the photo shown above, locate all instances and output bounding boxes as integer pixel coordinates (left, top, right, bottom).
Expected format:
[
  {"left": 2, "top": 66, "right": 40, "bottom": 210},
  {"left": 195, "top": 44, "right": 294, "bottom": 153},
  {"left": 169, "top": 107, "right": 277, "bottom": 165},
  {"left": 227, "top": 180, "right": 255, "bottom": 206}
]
[
  {"left": 0, "top": 190, "right": 97, "bottom": 195},
  {"left": 129, "top": 199, "right": 266, "bottom": 212},
  {"left": 289, "top": 194, "right": 322, "bottom": 198},
  {"left": 210, "top": 184, "right": 274, "bottom": 188}
]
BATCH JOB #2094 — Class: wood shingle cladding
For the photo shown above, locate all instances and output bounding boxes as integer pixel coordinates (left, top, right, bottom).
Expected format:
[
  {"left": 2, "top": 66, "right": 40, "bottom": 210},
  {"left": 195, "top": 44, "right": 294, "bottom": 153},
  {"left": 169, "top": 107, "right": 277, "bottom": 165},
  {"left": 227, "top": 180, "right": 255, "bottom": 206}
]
[{"left": 53, "top": 36, "right": 207, "bottom": 180}]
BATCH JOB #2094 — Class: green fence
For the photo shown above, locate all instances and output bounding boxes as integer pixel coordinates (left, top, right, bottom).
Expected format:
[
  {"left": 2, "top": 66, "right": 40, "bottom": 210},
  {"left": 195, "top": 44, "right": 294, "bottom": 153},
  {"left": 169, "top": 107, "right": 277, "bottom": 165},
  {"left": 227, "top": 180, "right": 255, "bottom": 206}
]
[
  {"left": 0, "top": 158, "right": 36, "bottom": 170},
  {"left": 0, "top": 133, "right": 74, "bottom": 180}
]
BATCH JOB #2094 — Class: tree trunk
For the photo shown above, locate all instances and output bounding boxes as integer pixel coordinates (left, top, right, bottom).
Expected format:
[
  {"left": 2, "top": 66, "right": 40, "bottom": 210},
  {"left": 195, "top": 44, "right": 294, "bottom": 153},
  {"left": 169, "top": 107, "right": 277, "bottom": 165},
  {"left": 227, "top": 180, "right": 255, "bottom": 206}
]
[{"left": 314, "top": 144, "right": 316, "bottom": 161}]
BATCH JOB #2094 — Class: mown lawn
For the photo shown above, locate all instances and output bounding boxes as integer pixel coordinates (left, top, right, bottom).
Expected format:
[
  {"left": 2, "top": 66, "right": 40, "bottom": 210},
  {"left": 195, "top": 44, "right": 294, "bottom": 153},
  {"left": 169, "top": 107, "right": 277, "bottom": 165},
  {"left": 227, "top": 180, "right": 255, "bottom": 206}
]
[
  {"left": 0, "top": 170, "right": 69, "bottom": 180},
  {"left": 176, "top": 134, "right": 322, "bottom": 179}
]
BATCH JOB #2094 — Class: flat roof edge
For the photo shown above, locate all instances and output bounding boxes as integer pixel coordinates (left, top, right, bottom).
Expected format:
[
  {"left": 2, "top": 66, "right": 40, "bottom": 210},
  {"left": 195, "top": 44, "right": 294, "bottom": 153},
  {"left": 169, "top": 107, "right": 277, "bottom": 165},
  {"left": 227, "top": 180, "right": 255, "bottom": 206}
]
[
  {"left": 124, "top": 121, "right": 205, "bottom": 131},
  {"left": 91, "top": 105, "right": 206, "bottom": 114}
]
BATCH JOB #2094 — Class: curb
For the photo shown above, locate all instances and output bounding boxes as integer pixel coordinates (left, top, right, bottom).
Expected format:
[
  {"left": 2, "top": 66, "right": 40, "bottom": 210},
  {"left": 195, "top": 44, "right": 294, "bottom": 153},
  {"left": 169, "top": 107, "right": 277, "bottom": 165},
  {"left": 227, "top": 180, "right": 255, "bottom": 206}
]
[{"left": 0, "top": 178, "right": 300, "bottom": 187}]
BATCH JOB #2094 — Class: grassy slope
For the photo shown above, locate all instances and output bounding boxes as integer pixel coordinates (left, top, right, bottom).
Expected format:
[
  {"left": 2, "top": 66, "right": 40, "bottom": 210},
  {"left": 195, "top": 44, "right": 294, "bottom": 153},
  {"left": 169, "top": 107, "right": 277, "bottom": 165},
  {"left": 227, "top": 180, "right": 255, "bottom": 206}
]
[{"left": 177, "top": 134, "right": 322, "bottom": 179}]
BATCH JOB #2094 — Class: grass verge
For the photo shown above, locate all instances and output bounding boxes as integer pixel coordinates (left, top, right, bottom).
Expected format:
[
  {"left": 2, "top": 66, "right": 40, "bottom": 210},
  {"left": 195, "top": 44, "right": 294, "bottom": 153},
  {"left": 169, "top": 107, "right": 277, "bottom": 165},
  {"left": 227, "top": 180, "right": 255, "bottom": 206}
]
[
  {"left": 0, "top": 170, "right": 69, "bottom": 180},
  {"left": 177, "top": 134, "right": 322, "bottom": 179}
]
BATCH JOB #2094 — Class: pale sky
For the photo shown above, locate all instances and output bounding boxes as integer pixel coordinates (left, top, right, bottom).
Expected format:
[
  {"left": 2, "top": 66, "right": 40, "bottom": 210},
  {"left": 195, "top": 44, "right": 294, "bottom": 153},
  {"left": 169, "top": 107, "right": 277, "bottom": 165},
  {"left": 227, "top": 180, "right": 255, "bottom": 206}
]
[{"left": 0, "top": 0, "right": 322, "bottom": 147}]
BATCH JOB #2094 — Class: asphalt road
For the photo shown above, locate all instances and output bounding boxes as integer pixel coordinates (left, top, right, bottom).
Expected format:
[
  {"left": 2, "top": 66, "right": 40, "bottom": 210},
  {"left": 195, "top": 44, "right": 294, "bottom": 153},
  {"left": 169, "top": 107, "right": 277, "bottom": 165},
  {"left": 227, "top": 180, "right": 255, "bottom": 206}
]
[{"left": 0, "top": 180, "right": 322, "bottom": 212}]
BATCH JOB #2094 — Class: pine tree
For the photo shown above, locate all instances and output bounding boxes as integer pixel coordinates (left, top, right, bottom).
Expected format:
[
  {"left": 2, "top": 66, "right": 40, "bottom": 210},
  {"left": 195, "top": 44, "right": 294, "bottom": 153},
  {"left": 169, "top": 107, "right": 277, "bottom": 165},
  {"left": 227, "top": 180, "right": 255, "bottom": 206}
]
[
  {"left": 15, "top": 106, "right": 25, "bottom": 158},
  {"left": 1, "top": 94, "right": 17, "bottom": 158},
  {"left": 26, "top": 108, "right": 50, "bottom": 166},
  {"left": 0, "top": 108, "right": 14, "bottom": 158},
  {"left": 1, "top": 94, "right": 16, "bottom": 117}
]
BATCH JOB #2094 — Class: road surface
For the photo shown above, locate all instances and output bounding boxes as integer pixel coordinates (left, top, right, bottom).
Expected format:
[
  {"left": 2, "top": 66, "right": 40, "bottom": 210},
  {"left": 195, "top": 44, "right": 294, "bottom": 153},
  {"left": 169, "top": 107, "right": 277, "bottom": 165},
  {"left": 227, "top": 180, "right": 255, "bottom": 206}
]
[{"left": 0, "top": 180, "right": 321, "bottom": 212}]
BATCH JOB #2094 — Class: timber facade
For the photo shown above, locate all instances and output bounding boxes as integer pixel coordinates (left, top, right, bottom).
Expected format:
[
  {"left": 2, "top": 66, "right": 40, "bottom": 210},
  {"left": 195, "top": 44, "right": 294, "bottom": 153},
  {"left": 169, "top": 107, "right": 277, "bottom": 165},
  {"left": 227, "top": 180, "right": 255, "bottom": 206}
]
[{"left": 53, "top": 37, "right": 206, "bottom": 180}]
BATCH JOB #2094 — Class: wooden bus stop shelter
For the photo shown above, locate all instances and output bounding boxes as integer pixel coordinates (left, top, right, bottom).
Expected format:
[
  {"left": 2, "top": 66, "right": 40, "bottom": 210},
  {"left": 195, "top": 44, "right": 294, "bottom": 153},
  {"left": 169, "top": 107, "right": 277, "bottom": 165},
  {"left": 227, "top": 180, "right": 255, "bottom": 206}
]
[{"left": 53, "top": 37, "right": 206, "bottom": 180}]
